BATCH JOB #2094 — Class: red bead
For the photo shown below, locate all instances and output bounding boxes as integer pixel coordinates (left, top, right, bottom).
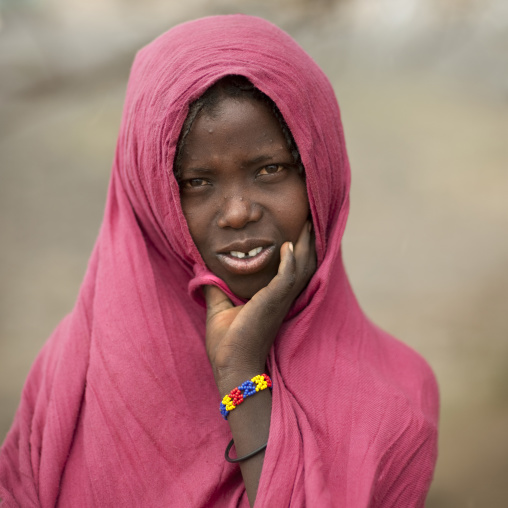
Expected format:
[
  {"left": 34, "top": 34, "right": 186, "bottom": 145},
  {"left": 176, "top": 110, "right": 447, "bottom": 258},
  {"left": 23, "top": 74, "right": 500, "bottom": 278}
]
[{"left": 229, "top": 387, "right": 244, "bottom": 406}]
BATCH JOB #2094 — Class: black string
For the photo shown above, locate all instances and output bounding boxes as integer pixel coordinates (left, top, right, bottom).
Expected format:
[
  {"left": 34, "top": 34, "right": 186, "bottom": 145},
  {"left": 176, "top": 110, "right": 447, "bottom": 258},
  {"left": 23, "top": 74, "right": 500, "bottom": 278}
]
[{"left": 225, "top": 438, "right": 268, "bottom": 463}]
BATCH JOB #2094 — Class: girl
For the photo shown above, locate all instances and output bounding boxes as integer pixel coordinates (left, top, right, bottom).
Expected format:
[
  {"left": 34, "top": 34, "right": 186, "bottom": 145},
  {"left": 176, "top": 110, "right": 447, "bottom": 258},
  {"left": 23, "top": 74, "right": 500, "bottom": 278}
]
[{"left": 0, "top": 15, "right": 439, "bottom": 507}]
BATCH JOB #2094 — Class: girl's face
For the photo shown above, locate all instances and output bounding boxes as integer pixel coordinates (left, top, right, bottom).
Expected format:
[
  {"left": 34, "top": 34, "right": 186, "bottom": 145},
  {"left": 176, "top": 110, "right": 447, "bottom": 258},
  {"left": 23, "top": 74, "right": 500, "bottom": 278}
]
[{"left": 178, "top": 96, "right": 309, "bottom": 299}]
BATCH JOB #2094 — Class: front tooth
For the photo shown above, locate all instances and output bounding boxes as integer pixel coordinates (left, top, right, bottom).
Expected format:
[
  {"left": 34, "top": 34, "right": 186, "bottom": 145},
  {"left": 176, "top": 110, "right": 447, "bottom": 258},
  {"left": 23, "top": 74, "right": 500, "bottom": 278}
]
[
  {"left": 230, "top": 251, "right": 245, "bottom": 258},
  {"left": 248, "top": 247, "right": 262, "bottom": 257}
]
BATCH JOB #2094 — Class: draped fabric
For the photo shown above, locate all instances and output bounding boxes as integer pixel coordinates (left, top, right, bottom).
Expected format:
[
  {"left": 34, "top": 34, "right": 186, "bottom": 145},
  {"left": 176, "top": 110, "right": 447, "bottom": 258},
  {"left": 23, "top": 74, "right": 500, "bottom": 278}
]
[{"left": 0, "top": 15, "right": 438, "bottom": 507}]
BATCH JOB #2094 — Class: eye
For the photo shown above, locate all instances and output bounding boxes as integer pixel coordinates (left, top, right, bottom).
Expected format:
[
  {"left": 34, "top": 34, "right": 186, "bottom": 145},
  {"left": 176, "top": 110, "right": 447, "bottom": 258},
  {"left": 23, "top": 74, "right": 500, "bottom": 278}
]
[
  {"left": 182, "top": 178, "right": 209, "bottom": 189},
  {"left": 258, "top": 164, "right": 284, "bottom": 176}
]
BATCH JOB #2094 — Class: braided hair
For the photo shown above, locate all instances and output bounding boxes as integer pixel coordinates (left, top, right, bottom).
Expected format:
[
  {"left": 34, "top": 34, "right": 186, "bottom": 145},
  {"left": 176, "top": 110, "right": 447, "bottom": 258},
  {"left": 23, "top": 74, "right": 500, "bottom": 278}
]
[{"left": 173, "top": 75, "right": 304, "bottom": 180}]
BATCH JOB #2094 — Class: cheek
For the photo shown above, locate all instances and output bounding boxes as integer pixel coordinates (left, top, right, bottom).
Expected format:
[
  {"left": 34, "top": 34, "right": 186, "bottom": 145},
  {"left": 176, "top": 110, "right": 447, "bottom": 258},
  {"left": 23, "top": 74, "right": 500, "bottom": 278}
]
[
  {"left": 282, "top": 182, "right": 309, "bottom": 233},
  {"left": 180, "top": 199, "right": 212, "bottom": 253}
]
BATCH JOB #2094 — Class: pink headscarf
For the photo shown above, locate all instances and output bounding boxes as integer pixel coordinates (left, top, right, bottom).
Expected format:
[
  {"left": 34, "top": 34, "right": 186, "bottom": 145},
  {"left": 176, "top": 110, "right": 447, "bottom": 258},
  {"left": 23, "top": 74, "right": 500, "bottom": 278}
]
[{"left": 0, "top": 15, "right": 438, "bottom": 507}]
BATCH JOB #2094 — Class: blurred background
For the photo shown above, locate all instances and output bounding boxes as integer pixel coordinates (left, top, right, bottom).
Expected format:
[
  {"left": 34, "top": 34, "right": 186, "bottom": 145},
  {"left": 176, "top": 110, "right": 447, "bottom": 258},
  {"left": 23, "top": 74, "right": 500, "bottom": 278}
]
[{"left": 0, "top": 0, "right": 507, "bottom": 505}]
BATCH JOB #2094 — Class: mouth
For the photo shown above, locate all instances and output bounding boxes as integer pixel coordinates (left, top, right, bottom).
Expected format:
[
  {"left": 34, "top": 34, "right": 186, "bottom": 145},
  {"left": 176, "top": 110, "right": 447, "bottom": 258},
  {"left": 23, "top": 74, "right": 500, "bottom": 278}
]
[
  {"left": 229, "top": 246, "right": 263, "bottom": 259},
  {"left": 216, "top": 244, "right": 276, "bottom": 275}
]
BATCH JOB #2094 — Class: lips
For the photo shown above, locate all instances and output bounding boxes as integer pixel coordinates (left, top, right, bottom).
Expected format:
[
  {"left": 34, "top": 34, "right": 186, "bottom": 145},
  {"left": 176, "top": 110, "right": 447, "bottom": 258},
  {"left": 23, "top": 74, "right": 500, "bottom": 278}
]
[{"left": 216, "top": 240, "right": 276, "bottom": 275}]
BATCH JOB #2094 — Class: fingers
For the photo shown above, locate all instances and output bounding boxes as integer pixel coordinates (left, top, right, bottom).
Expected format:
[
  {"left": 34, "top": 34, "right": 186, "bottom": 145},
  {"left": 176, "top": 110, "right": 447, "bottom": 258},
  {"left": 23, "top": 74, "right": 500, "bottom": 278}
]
[
  {"left": 295, "top": 220, "right": 316, "bottom": 277},
  {"left": 276, "top": 241, "right": 297, "bottom": 286},
  {"left": 277, "top": 220, "right": 315, "bottom": 290},
  {"left": 293, "top": 220, "right": 313, "bottom": 263}
]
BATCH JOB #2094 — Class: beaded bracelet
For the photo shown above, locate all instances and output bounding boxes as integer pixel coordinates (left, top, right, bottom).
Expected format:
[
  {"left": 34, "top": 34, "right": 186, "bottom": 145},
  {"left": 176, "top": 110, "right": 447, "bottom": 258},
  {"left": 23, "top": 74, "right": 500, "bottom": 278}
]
[{"left": 219, "top": 373, "right": 272, "bottom": 420}]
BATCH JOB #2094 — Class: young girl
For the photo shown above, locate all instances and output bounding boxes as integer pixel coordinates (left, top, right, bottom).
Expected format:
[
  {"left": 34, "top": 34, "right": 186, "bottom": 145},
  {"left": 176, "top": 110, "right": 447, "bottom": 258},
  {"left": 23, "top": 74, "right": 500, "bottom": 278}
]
[{"left": 0, "top": 15, "right": 439, "bottom": 507}]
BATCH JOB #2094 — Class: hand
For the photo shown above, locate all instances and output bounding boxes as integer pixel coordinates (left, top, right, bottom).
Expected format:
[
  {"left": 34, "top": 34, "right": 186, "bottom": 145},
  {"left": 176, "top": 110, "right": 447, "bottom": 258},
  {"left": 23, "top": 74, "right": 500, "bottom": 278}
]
[{"left": 204, "top": 221, "right": 316, "bottom": 388}]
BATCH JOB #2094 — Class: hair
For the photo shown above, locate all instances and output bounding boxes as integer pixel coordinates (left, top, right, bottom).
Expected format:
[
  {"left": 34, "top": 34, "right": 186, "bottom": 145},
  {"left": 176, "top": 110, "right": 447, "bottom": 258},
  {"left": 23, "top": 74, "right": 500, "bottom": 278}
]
[{"left": 173, "top": 75, "right": 304, "bottom": 180}]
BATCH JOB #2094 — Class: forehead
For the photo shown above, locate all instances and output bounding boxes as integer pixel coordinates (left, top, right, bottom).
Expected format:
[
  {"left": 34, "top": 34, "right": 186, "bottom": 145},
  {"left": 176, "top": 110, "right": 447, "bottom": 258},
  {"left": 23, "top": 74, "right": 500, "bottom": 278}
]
[
  {"left": 198, "top": 95, "right": 280, "bottom": 134},
  {"left": 181, "top": 96, "right": 288, "bottom": 162}
]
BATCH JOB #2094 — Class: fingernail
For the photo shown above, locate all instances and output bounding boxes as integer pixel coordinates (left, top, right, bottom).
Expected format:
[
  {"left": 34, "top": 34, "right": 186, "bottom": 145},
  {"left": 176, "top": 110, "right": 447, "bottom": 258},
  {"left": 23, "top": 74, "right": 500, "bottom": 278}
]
[{"left": 288, "top": 242, "right": 294, "bottom": 253}]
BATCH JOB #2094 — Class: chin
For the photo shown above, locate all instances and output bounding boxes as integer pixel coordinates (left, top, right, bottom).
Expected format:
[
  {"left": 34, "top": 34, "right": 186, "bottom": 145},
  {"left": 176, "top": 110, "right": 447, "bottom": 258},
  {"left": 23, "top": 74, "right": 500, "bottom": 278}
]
[
  {"left": 230, "top": 284, "right": 264, "bottom": 300},
  {"left": 228, "top": 273, "right": 276, "bottom": 300}
]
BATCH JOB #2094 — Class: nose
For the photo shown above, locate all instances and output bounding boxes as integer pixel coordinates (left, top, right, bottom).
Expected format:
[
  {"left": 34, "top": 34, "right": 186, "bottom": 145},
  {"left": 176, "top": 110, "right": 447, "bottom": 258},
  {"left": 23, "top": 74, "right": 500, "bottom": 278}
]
[{"left": 217, "top": 195, "right": 262, "bottom": 229}]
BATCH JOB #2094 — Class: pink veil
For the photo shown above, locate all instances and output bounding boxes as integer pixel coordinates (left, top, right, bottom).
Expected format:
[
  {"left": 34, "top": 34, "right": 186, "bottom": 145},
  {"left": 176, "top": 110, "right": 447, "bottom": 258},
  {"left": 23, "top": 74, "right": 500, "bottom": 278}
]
[{"left": 0, "top": 15, "right": 438, "bottom": 507}]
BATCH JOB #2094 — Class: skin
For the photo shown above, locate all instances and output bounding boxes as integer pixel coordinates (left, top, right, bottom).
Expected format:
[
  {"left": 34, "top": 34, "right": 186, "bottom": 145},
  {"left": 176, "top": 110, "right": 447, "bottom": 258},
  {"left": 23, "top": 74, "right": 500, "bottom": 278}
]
[
  {"left": 179, "top": 96, "right": 316, "bottom": 505},
  {"left": 179, "top": 96, "right": 310, "bottom": 299}
]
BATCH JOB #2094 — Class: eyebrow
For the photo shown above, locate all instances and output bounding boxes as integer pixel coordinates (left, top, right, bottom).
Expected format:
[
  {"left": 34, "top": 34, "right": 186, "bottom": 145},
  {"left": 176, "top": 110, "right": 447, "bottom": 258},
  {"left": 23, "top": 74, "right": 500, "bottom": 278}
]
[
  {"left": 181, "top": 155, "right": 275, "bottom": 174},
  {"left": 245, "top": 149, "right": 293, "bottom": 166},
  {"left": 246, "top": 154, "right": 275, "bottom": 166},
  {"left": 180, "top": 149, "right": 291, "bottom": 175},
  {"left": 179, "top": 167, "right": 213, "bottom": 176}
]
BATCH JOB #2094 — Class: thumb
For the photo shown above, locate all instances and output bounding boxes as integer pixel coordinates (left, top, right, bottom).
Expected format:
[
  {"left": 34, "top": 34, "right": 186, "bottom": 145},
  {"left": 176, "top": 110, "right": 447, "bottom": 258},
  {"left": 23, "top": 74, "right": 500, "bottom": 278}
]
[{"left": 204, "top": 285, "right": 233, "bottom": 321}]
